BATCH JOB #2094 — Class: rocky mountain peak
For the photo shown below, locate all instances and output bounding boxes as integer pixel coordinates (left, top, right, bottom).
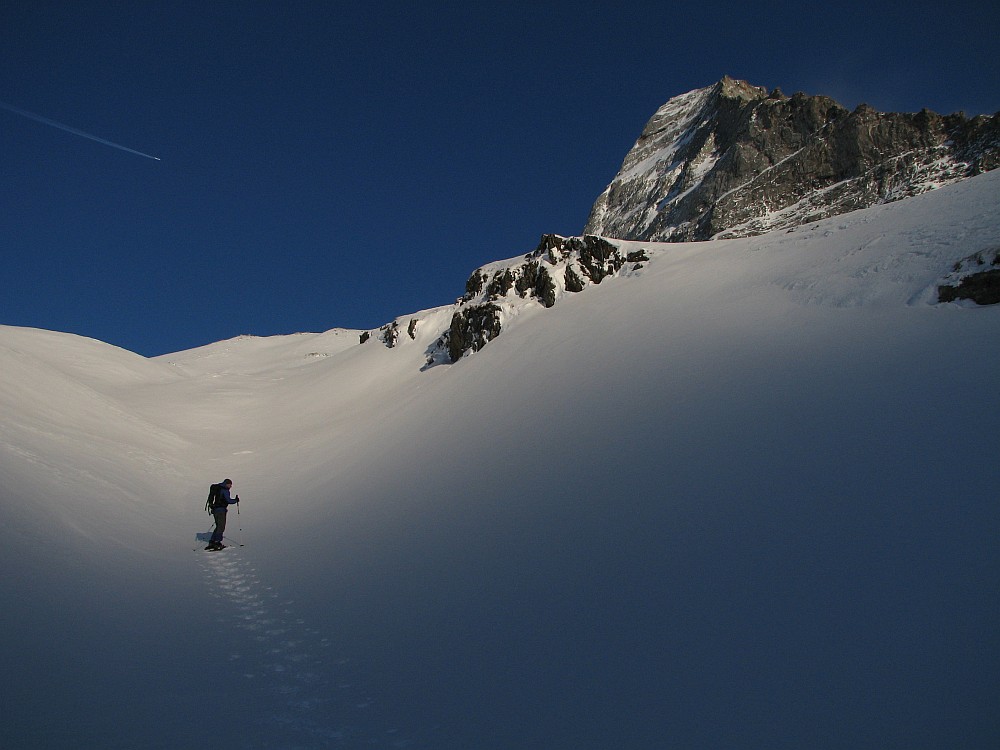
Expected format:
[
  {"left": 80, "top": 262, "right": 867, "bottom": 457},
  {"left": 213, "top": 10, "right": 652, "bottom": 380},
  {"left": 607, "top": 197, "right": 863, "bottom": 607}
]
[
  {"left": 584, "top": 77, "right": 999, "bottom": 242},
  {"left": 717, "top": 75, "right": 769, "bottom": 102},
  {"left": 360, "top": 80, "right": 999, "bottom": 365}
]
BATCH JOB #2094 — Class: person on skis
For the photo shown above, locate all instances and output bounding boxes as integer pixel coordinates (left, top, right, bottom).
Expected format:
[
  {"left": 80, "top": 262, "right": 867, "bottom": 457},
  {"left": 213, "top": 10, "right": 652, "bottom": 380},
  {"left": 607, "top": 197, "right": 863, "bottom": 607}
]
[{"left": 206, "top": 478, "right": 239, "bottom": 550}]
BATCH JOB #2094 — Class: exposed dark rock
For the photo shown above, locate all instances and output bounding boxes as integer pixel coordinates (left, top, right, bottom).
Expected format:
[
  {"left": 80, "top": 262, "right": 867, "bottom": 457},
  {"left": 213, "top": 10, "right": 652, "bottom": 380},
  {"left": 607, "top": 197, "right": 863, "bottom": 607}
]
[
  {"left": 536, "top": 234, "right": 569, "bottom": 263},
  {"left": 437, "top": 233, "right": 655, "bottom": 361},
  {"left": 448, "top": 303, "right": 502, "bottom": 362},
  {"left": 939, "top": 270, "right": 1000, "bottom": 305},
  {"left": 380, "top": 321, "right": 400, "bottom": 348},
  {"left": 463, "top": 269, "right": 487, "bottom": 301},
  {"left": 938, "top": 247, "right": 1000, "bottom": 305},
  {"left": 514, "top": 260, "right": 557, "bottom": 307},
  {"left": 486, "top": 268, "right": 516, "bottom": 299},
  {"left": 572, "top": 236, "right": 625, "bottom": 284},
  {"left": 532, "top": 234, "right": 631, "bottom": 286},
  {"left": 564, "top": 264, "right": 586, "bottom": 293}
]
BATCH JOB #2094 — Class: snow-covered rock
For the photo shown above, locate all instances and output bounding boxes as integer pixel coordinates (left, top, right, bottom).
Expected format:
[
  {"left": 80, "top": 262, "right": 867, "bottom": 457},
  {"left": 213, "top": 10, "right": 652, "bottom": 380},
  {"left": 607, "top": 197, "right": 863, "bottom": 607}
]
[{"left": 585, "top": 76, "right": 1000, "bottom": 242}]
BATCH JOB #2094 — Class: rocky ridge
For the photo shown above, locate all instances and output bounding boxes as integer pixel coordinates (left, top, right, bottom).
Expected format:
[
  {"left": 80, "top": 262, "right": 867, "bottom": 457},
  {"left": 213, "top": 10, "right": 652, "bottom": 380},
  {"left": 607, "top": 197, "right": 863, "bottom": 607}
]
[
  {"left": 585, "top": 77, "right": 999, "bottom": 242},
  {"left": 366, "top": 234, "right": 651, "bottom": 364},
  {"left": 361, "top": 79, "right": 999, "bottom": 363}
]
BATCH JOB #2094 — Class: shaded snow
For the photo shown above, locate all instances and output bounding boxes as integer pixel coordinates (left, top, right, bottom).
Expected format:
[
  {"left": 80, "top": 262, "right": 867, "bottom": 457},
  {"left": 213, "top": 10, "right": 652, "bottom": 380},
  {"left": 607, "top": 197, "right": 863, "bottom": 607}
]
[{"left": 2, "top": 171, "right": 999, "bottom": 748}]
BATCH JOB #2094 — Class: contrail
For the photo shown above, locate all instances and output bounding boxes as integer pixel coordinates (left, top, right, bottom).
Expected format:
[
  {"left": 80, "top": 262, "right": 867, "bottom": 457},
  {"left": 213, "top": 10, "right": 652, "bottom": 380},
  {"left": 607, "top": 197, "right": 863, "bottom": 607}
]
[{"left": 0, "top": 101, "right": 161, "bottom": 161}]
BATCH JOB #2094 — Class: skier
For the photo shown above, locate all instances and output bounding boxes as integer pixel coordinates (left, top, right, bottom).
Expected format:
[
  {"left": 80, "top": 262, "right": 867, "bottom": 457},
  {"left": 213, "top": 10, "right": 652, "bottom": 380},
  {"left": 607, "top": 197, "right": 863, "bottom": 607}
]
[{"left": 206, "top": 479, "right": 239, "bottom": 550}]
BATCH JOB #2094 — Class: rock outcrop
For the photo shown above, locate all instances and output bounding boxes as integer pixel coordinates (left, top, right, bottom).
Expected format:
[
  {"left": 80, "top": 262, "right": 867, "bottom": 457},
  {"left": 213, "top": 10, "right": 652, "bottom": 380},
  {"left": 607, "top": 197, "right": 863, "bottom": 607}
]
[
  {"left": 937, "top": 247, "right": 1000, "bottom": 305},
  {"left": 434, "top": 234, "right": 649, "bottom": 362}
]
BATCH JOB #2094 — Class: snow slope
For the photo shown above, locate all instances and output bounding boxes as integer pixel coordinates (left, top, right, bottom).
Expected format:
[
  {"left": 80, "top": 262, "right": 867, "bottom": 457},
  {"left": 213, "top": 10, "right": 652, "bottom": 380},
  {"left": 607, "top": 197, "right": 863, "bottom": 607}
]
[{"left": 2, "top": 171, "right": 999, "bottom": 749}]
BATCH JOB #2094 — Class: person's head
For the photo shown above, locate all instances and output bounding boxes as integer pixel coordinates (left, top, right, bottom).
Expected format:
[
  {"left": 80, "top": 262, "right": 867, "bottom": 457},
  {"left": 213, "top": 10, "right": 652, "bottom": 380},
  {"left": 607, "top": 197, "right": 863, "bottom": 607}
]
[{"left": 223, "top": 479, "right": 233, "bottom": 489}]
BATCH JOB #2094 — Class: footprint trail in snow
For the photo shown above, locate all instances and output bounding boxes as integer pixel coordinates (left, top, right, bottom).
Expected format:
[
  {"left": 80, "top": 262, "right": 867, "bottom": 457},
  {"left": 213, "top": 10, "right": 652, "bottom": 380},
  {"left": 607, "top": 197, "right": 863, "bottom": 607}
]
[{"left": 198, "top": 549, "right": 414, "bottom": 748}]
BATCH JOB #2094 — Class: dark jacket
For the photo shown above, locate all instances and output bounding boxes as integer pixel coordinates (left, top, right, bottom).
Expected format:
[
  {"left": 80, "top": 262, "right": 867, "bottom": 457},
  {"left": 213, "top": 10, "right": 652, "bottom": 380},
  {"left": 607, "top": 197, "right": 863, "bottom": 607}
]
[{"left": 213, "top": 485, "right": 237, "bottom": 513}]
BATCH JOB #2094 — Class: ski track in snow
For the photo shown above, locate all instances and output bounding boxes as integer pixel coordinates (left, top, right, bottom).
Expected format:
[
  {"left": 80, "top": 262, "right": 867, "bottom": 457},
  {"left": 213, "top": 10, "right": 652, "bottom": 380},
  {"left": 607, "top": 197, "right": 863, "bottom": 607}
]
[{"left": 197, "top": 548, "right": 414, "bottom": 748}]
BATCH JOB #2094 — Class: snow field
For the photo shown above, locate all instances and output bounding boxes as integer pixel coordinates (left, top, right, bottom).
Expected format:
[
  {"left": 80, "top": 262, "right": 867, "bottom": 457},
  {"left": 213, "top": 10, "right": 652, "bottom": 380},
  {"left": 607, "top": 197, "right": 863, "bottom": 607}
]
[{"left": 1, "top": 170, "right": 998, "bottom": 748}]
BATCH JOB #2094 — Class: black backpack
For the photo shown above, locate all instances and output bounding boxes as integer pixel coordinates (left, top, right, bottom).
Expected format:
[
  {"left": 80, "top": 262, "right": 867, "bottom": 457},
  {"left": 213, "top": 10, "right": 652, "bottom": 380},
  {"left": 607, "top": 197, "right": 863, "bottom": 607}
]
[{"left": 205, "top": 483, "right": 224, "bottom": 514}]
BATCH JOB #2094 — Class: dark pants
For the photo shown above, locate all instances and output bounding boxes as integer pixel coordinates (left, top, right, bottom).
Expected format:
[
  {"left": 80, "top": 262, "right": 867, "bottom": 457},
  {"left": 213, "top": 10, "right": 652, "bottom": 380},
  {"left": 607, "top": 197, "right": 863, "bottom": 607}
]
[{"left": 210, "top": 510, "right": 227, "bottom": 543}]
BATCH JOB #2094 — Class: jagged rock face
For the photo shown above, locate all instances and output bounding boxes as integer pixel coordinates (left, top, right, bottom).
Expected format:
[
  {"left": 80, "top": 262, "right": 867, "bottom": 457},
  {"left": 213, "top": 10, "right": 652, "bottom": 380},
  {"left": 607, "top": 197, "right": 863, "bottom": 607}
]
[
  {"left": 440, "top": 234, "right": 649, "bottom": 362},
  {"left": 447, "top": 303, "right": 502, "bottom": 362},
  {"left": 585, "top": 77, "right": 1000, "bottom": 241},
  {"left": 358, "top": 78, "right": 998, "bottom": 364}
]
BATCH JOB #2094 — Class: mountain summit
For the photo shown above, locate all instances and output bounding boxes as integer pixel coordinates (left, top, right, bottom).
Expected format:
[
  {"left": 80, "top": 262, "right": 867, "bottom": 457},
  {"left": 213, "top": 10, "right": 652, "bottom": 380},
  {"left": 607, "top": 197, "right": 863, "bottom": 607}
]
[
  {"left": 395, "top": 80, "right": 1000, "bottom": 363},
  {"left": 584, "top": 76, "right": 1000, "bottom": 242}
]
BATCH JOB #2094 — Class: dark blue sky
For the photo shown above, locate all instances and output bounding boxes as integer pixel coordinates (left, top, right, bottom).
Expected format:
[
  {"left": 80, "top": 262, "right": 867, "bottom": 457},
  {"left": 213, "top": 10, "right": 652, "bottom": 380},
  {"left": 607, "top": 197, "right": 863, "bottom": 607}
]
[{"left": 2, "top": 1, "right": 997, "bottom": 356}]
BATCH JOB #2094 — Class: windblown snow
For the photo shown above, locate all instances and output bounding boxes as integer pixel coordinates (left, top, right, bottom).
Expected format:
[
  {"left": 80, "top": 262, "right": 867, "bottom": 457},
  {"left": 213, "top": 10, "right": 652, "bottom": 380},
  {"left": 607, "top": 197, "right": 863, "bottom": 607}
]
[{"left": 2, "top": 171, "right": 998, "bottom": 749}]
